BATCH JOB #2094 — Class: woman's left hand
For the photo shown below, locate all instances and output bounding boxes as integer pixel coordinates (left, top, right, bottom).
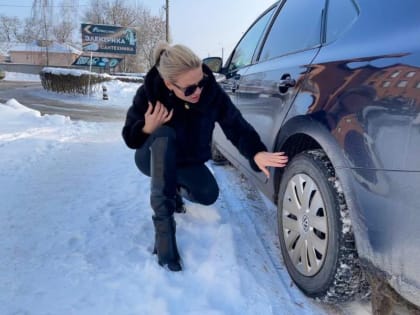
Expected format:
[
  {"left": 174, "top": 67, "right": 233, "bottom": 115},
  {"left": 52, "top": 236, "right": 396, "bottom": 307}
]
[{"left": 254, "top": 151, "right": 288, "bottom": 178}]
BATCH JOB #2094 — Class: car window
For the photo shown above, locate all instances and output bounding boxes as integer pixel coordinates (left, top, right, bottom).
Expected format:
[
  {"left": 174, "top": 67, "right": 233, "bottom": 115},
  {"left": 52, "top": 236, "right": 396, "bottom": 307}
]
[
  {"left": 259, "top": 0, "right": 325, "bottom": 61},
  {"left": 325, "top": 0, "right": 359, "bottom": 43},
  {"left": 228, "top": 7, "right": 276, "bottom": 72}
]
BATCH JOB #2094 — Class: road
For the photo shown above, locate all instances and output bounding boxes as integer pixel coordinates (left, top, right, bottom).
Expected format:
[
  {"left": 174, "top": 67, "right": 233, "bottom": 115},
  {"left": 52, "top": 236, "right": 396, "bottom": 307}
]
[{"left": 0, "top": 80, "right": 126, "bottom": 122}]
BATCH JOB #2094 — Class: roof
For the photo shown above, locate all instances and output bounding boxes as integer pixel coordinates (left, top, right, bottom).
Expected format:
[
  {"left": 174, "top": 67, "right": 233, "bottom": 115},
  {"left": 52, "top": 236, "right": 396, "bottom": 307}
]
[{"left": 1, "top": 41, "right": 82, "bottom": 55}]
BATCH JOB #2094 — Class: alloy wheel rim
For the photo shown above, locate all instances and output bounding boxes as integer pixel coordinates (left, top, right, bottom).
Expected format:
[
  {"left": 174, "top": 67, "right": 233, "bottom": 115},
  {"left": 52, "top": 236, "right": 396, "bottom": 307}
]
[{"left": 282, "top": 174, "right": 328, "bottom": 276}]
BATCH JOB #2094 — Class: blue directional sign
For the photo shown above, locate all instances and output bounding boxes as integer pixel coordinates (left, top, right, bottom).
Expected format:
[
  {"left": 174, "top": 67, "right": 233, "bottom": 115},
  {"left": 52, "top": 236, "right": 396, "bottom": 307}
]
[
  {"left": 81, "top": 23, "right": 137, "bottom": 55},
  {"left": 72, "top": 56, "right": 123, "bottom": 68}
]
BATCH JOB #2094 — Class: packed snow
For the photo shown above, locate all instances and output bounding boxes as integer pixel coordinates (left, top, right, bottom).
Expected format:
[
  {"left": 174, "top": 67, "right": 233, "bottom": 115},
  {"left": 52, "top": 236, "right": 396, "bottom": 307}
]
[
  {"left": 4, "top": 71, "right": 41, "bottom": 82},
  {"left": 0, "top": 72, "right": 371, "bottom": 315}
]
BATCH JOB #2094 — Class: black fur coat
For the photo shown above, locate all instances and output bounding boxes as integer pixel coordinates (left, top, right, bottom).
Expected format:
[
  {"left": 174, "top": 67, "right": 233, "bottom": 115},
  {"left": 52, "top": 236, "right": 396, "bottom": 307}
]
[{"left": 122, "top": 64, "right": 266, "bottom": 171}]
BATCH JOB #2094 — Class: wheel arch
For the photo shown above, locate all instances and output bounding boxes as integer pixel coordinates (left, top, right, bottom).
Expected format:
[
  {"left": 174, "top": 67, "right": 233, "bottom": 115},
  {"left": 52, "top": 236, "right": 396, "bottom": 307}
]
[
  {"left": 271, "top": 115, "right": 365, "bottom": 249},
  {"left": 272, "top": 116, "right": 348, "bottom": 197}
]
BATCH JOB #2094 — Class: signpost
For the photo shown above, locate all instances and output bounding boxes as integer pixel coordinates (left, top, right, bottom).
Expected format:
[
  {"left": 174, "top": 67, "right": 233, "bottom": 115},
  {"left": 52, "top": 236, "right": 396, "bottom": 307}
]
[{"left": 79, "top": 23, "right": 137, "bottom": 97}]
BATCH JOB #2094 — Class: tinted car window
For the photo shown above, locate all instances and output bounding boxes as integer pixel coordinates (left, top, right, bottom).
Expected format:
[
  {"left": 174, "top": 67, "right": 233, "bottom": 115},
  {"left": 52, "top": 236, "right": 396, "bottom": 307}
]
[
  {"left": 326, "top": 0, "right": 359, "bottom": 43},
  {"left": 259, "top": 0, "right": 325, "bottom": 61},
  {"left": 228, "top": 7, "right": 275, "bottom": 72}
]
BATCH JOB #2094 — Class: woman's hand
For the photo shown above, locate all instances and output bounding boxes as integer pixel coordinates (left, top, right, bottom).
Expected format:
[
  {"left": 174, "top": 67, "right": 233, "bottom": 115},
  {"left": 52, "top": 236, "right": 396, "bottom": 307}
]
[
  {"left": 142, "top": 101, "right": 173, "bottom": 134},
  {"left": 254, "top": 151, "right": 288, "bottom": 178}
]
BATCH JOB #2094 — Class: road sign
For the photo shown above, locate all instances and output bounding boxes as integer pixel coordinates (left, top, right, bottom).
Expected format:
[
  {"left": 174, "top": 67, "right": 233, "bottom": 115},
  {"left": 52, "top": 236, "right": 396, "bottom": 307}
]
[
  {"left": 81, "top": 23, "right": 136, "bottom": 55},
  {"left": 72, "top": 55, "right": 123, "bottom": 68}
]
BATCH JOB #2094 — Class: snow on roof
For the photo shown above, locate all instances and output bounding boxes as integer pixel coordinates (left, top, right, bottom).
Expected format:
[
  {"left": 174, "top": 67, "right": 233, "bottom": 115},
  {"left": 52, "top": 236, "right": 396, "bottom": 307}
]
[{"left": 2, "top": 41, "right": 82, "bottom": 55}]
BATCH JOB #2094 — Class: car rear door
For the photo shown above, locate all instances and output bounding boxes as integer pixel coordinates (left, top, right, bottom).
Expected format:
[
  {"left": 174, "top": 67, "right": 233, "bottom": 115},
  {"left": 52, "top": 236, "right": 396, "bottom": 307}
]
[{"left": 234, "top": 0, "right": 326, "bottom": 187}]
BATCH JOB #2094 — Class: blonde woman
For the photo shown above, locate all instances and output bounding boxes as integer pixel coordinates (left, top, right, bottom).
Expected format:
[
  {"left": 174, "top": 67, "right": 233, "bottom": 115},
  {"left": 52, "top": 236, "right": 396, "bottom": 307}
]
[{"left": 122, "top": 43, "right": 288, "bottom": 271}]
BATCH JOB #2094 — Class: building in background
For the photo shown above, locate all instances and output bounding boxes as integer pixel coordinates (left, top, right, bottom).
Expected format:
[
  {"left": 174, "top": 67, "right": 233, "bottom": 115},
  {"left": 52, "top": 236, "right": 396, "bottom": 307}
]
[{"left": 0, "top": 41, "right": 81, "bottom": 67}]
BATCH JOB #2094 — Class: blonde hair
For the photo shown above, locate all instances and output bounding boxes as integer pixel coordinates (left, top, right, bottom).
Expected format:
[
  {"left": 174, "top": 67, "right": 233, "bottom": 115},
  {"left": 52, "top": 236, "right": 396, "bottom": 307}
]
[{"left": 154, "top": 42, "right": 202, "bottom": 83}]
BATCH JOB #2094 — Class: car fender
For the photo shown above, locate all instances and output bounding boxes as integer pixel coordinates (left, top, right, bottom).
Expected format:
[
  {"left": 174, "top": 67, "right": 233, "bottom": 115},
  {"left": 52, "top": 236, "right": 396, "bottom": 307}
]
[{"left": 272, "top": 115, "right": 368, "bottom": 261}]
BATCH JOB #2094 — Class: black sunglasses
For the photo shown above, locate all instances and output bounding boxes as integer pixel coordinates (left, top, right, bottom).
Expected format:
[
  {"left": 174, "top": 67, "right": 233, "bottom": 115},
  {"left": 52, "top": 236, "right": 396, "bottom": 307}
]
[{"left": 172, "top": 75, "right": 209, "bottom": 97}]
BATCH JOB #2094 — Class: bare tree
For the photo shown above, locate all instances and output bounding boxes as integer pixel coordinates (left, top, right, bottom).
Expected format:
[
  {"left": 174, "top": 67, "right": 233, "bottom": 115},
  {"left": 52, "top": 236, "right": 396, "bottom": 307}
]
[
  {"left": 136, "top": 11, "right": 166, "bottom": 69},
  {"left": 83, "top": 0, "right": 137, "bottom": 26},
  {"left": 19, "top": 15, "right": 42, "bottom": 42},
  {"left": 83, "top": 0, "right": 108, "bottom": 25},
  {"left": 52, "top": 20, "right": 74, "bottom": 43},
  {"left": 123, "top": 7, "right": 165, "bottom": 72},
  {"left": 0, "top": 15, "right": 21, "bottom": 42},
  {"left": 82, "top": 0, "right": 166, "bottom": 72},
  {"left": 52, "top": 0, "right": 78, "bottom": 43},
  {"left": 18, "top": 0, "right": 78, "bottom": 44},
  {"left": 0, "top": 15, "right": 21, "bottom": 57},
  {"left": 105, "top": 0, "right": 137, "bottom": 26},
  {"left": 19, "top": 0, "right": 53, "bottom": 43}
]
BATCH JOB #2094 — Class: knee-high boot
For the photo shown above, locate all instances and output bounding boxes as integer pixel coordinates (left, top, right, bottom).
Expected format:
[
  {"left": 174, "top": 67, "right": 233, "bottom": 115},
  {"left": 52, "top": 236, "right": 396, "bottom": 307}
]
[
  {"left": 152, "top": 216, "right": 181, "bottom": 271},
  {"left": 150, "top": 133, "right": 182, "bottom": 271}
]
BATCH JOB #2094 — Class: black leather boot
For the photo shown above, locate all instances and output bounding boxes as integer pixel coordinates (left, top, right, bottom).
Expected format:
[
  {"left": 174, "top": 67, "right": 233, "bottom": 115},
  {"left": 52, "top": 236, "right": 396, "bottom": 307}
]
[
  {"left": 152, "top": 216, "right": 182, "bottom": 271},
  {"left": 150, "top": 129, "right": 182, "bottom": 271}
]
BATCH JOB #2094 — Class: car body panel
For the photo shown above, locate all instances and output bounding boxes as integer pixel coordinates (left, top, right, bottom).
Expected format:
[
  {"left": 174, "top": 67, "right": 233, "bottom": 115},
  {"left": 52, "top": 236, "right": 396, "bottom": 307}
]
[
  {"left": 212, "top": 0, "right": 420, "bottom": 305},
  {"left": 302, "top": 5, "right": 420, "bottom": 304}
]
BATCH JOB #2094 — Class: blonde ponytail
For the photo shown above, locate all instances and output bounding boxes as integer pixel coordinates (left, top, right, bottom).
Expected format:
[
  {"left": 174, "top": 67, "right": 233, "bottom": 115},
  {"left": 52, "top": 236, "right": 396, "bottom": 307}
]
[{"left": 154, "top": 42, "right": 201, "bottom": 83}]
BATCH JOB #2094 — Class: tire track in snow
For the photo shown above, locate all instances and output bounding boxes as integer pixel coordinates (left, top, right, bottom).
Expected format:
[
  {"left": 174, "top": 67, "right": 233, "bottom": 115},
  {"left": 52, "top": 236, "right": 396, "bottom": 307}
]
[{"left": 212, "top": 163, "right": 330, "bottom": 315}]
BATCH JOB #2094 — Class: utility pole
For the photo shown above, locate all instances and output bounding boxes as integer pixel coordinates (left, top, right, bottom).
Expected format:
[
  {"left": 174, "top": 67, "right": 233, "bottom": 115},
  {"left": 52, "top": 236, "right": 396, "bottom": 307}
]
[
  {"left": 42, "top": 0, "right": 49, "bottom": 65},
  {"left": 31, "top": 0, "right": 53, "bottom": 66},
  {"left": 165, "top": 0, "right": 169, "bottom": 42}
]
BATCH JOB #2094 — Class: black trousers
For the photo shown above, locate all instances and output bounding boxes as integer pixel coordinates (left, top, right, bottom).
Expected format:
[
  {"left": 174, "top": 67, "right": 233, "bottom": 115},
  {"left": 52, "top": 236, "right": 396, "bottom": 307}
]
[{"left": 135, "top": 126, "right": 219, "bottom": 209}]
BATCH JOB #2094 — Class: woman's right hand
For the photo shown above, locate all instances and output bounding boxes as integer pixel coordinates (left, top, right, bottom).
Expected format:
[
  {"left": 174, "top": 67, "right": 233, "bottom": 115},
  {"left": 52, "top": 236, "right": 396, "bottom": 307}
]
[{"left": 142, "top": 101, "right": 173, "bottom": 134}]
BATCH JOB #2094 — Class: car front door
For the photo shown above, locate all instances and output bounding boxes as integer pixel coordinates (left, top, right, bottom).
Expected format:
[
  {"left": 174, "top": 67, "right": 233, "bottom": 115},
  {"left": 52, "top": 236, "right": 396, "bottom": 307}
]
[{"left": 213, "top": 5, "right": 277, "bottom": 163}]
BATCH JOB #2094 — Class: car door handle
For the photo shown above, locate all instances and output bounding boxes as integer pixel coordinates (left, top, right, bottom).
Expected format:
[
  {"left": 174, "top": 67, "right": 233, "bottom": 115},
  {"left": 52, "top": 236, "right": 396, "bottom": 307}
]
[
  {"left": 231, "top": 81, "right": 239, "bottom": 92},
  {"left": 279, "top": 77, "right": 296, "bottom": 87},
  {"left": 278, "top": 74, "right": 296, "bottom": 93},
  {"left": 232, "top": 73, "right": 241, "bottom": 92}
]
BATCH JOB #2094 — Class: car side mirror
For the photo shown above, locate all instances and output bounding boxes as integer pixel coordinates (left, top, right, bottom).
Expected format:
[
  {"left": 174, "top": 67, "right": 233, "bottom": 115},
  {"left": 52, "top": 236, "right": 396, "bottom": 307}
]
[{"left": 203, "top": 57, "right": 223, "bottom": 73}]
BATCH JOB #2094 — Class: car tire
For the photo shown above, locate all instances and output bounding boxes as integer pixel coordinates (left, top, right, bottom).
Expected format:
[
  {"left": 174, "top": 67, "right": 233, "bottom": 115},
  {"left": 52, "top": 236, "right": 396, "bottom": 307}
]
[{"left": 277, "top": 149, "right": 369, "bottom": 302}]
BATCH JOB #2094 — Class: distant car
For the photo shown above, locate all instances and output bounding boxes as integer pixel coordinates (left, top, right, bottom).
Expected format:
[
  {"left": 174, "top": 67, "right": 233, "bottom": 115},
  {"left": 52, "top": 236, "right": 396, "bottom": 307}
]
[{"left": 205, "top": 0, "right": 420, "bottom": 310}]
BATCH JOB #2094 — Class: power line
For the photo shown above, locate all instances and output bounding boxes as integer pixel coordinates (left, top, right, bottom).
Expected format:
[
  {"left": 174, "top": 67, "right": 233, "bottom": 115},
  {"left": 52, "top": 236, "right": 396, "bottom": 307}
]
[{"left": 0, "top": 4, "right": 88, "bottom": 7}]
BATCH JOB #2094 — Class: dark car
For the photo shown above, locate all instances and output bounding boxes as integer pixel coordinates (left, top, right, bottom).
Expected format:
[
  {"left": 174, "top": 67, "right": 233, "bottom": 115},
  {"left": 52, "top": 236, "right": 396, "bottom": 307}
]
[{"left": 206, "top": 0, "right": 420, "bottom": 311}]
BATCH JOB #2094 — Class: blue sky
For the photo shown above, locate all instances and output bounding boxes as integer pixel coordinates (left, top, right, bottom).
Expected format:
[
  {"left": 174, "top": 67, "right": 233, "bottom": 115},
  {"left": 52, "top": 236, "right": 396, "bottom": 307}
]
[{"left": 0, "top": 0, "right": 276, "bottom": 59}]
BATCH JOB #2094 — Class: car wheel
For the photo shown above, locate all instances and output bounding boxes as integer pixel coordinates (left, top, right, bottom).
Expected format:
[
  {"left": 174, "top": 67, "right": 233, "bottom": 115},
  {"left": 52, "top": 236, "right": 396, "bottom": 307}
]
[{"left": 277, "top": 149, "right": 369, "bottom": 302}]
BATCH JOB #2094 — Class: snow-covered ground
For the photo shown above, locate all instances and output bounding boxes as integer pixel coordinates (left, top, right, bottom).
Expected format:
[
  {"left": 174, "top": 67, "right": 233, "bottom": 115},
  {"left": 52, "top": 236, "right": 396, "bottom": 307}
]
[
  {"left": 4, "top": 71, "right": 138, "bottom": 109},
  {"left": 0, "top": 72, "right": 371, "bottom": 315},
  {"left": 3, "top": 72, "right": 43, "bottom": 82}
]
